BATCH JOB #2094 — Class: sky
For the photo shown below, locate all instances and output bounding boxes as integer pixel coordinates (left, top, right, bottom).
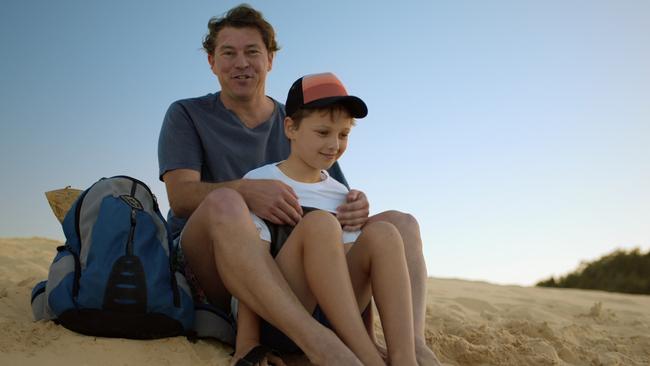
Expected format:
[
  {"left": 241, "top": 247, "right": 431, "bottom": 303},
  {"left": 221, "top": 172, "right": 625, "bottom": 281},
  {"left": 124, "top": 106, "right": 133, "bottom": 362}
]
[{"left": 1, "top": 0, "right": 648, "bottom": 286}]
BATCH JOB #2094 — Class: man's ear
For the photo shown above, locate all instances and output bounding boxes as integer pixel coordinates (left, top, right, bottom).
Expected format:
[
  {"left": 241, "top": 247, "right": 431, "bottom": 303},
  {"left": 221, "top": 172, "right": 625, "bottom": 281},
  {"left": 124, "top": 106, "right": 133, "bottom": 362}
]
[
  {"left": 284, "top": 117, "right": 297, "bottom": 139},
  {"left": 208, "top": 53, "right": 215, "bottom": 68},
  {"left": 267, "top": 51, "right": 274, "bottom": 72}
]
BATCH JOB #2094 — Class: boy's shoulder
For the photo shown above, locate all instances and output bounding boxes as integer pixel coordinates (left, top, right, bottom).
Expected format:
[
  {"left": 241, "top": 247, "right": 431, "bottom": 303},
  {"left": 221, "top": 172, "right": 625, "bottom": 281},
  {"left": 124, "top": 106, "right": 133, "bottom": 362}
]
[{"left": 243, "top": 163, "right": 280, "bottom": 179}]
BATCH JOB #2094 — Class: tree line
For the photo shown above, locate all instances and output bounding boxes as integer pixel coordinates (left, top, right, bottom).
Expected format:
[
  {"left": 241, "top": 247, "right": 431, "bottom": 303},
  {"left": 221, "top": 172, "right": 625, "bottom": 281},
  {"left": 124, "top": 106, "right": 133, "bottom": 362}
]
[{"left": 536, "top": 247, "right": 650, "bottom": 295}]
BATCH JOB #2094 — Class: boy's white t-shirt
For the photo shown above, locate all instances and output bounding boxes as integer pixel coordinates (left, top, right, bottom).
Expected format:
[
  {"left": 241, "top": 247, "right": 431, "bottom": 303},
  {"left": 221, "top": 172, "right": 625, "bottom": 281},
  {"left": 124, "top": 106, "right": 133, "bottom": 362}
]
[{"left": 243, "top": 162, "right": 361, "bottom": 244}]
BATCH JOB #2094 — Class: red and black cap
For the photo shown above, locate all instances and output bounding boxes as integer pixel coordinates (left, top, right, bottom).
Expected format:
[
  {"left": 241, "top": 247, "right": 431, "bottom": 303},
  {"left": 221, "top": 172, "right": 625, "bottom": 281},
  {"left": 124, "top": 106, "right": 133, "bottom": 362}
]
[{"left": 285, "top": 72, "right": 368, "bottom": 119}]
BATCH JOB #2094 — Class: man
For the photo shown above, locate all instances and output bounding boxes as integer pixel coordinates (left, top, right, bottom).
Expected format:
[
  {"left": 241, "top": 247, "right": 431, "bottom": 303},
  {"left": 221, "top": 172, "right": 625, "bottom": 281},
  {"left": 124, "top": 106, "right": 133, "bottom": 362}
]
[{"left": 158, "top": 5, "right": 439, "bottom": 365}]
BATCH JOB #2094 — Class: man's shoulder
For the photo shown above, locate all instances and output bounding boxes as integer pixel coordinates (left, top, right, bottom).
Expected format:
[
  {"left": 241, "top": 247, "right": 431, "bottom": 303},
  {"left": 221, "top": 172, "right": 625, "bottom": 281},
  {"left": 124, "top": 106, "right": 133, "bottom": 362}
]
[
  {"left": 266, "top": 96, "right": 286, "bottom": 120},
  {"left": 270, "top": 96, "right": 285, "bottom": 110},
  {"left": 171, "top": 92, "right": 219, "bottom": 111}
]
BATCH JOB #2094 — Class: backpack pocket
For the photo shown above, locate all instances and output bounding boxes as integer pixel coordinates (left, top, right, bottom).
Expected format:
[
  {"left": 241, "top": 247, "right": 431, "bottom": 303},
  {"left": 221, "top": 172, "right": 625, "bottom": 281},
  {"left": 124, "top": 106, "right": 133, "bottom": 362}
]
[
  {"left": 31, "top": 280, "right": 49, "bottom": 320},
  {"left": 45, "top": 245, "right": 79, "bottom": 316}
]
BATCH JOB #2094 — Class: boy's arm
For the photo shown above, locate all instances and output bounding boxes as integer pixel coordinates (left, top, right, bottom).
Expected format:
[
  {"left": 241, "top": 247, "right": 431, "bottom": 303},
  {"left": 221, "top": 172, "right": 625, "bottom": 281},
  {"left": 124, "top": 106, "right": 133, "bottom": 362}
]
[{"left": 336, "top": 189, "right": 370, "bottom": 231}]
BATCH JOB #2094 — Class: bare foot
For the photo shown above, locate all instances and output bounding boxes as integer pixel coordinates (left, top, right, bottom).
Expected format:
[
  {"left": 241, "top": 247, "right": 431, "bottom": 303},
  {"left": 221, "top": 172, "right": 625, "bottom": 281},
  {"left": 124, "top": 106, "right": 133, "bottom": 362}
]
[
  {"left": 415, "top": 337, "right": 442, "bottom": 366},
  {"left": 302, "top": 329, "right": 363, "bottom": 366}
]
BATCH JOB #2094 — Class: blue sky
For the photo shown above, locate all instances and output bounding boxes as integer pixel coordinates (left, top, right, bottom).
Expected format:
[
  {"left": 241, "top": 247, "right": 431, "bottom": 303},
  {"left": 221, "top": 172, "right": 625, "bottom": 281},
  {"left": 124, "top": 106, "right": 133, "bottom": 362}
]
[{"left": 1, "top": 0, "right": 648, "bottom": 286}]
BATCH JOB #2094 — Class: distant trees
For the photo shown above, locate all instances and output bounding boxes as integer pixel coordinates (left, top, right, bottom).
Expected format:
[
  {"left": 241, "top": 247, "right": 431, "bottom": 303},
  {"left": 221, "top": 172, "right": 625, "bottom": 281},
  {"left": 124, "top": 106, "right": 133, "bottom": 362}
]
[{"left": 536, "top": 248, "right": 650, "bottom": 295}]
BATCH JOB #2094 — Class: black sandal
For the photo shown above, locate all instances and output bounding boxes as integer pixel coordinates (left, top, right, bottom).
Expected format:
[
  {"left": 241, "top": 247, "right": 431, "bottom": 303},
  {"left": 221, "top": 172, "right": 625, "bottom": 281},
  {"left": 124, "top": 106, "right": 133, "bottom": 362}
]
[{"left": 234, "top": 345, "right": 279, "bottom": 366}]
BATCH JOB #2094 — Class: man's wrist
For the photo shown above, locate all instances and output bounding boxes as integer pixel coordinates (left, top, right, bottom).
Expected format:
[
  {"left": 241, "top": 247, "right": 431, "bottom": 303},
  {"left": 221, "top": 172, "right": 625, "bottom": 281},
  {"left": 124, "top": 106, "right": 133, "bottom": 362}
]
[{"left": 233, "top": 178, "right": 250, "bottom": 202}]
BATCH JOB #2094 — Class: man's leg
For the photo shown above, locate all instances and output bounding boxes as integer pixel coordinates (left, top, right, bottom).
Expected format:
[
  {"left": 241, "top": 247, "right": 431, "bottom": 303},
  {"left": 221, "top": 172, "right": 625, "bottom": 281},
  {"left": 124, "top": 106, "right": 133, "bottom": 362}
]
[
  {"left": 367, "top": 210, "right": 441, "bottom": 365},
  {"left": 181, "top": 188, "right": 361, "bottom": 366},
  {"left": 346, "top": 221, "right": 417, "bottom": 366}
]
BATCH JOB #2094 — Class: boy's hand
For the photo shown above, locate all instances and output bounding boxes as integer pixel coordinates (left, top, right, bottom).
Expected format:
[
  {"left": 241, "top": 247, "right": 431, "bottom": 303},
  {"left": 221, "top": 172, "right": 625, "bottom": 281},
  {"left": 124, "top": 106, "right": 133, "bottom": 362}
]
[{"left": 337, "top": 189, "right": 369, "bottom": 231}]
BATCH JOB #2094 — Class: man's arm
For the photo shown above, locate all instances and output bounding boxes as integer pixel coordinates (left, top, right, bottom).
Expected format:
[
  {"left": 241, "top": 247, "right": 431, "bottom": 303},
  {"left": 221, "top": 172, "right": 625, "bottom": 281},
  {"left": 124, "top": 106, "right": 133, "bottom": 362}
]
[{"left": 163, "top": 169, "right": 303, "bottom": 225}]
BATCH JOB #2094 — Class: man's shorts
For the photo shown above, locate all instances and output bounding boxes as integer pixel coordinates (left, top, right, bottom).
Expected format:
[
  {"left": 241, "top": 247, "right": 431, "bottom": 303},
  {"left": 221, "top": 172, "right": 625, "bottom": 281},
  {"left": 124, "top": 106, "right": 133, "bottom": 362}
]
[{"left": 172, "top": 234, "right": 210, "bottom": 304}]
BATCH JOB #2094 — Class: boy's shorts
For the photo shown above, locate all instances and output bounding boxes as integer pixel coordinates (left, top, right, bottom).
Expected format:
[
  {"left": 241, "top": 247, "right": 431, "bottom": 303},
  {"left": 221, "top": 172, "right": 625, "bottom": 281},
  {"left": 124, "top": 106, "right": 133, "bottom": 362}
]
[{"left": 233, "top": 217, "right": 334, "bottom": 353}]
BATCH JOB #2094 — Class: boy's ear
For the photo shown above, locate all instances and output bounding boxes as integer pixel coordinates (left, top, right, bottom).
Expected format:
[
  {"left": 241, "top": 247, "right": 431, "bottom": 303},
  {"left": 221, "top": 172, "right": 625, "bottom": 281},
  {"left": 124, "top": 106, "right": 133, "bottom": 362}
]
[{"left": 284, "top": 117, "right": 297, "bottom": 139}]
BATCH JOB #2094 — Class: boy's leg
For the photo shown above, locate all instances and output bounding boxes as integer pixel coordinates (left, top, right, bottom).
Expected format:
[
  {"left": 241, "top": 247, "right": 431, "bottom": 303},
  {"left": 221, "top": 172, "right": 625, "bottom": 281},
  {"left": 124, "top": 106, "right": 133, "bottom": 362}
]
[
  {"left": 274, "top": 210, "right": 384, "bottom": 366},
  {"left": 181, "top": 188, "right": 361, "bottom": 366},
  {"left": 346, "top": 221, "right": 417, "bottom": 366}
]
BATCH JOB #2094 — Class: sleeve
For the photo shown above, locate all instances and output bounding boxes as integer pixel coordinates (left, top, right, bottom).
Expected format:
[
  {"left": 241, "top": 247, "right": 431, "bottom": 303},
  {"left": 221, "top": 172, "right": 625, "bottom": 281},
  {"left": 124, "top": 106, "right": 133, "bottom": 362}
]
[
  {"left": 342, "top": 230, "right": 361, "bottom": 244},
  {"left": 250, "top": 213, "right": 271, "bottom": 242},
  {"left": 158, "top": 101, "right": 204, "bottom": 181},
  {"left": 242, "top": 169, "right": 257, "bottom": 180},
  {"left": 242, "top": 165, "right": 269, "bottom": 180}
]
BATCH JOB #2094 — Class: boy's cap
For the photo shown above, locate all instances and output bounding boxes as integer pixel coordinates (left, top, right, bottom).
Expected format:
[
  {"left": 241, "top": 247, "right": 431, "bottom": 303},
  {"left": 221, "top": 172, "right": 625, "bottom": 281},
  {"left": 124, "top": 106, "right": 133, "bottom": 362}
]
[{"left": 285, "top": 72, "right": 368, "bottom": 118}]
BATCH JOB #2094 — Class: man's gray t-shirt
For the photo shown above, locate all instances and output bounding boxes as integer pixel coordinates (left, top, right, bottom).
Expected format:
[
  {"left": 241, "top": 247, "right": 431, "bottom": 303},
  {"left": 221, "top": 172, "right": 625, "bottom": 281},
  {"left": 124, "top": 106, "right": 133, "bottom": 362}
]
[{"left": 158, "top": 92, "right": 348, "bottom": 238}]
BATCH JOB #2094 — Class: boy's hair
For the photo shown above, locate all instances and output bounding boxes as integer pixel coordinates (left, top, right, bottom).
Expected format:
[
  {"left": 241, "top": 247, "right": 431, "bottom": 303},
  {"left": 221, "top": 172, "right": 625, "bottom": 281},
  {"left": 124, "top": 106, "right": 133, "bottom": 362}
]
[
  {"left": 202, "top": 4, "right": 280, "bottom": 55},
  {"left": 288, "top": 104, "right": 356, "bottom": 129}
]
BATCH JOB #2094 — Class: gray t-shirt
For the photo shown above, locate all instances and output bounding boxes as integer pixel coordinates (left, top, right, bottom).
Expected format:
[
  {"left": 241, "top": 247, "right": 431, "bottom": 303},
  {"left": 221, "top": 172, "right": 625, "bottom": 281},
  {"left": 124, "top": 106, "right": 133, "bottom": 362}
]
[{"left": 158, "top": 92, "right": 348, "bottom": 237}]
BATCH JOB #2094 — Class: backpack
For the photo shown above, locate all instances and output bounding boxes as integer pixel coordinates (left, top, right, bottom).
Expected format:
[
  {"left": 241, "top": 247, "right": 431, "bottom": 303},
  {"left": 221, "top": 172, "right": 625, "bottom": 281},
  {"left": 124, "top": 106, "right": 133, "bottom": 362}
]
[{"left": 31, "top": 176, "right": 194, "bottom": 339}]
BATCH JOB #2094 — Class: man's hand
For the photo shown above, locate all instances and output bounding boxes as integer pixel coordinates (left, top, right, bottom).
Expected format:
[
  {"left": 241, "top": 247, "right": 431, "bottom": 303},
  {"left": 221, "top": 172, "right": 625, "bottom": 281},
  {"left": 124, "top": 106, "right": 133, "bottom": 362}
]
[
  {"left": 336, "top": 189, "right": 369, "bottom": 231},
  {"left": 239, "top": 179, "right": 303, "bottom": 225}
]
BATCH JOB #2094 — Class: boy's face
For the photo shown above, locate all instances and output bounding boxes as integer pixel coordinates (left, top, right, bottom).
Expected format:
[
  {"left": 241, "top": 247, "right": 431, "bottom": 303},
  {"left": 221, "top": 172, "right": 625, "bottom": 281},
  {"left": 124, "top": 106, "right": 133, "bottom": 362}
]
[
  {"left": 208, "top": 26, "right": 273, "bottom": 103},
  {"left": 285, "top": 109, "right": 353, "bottom": 171}
]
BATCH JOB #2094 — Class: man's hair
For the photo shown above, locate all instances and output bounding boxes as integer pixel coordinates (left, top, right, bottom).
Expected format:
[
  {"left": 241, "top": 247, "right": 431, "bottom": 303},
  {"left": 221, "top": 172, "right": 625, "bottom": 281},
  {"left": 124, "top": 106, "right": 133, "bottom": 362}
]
[
  {"left": 288, "top": 105, "right": 356, "bottom": 129},
  {"left": 202, "top": 4, "right": 280, "bottom": 55}
]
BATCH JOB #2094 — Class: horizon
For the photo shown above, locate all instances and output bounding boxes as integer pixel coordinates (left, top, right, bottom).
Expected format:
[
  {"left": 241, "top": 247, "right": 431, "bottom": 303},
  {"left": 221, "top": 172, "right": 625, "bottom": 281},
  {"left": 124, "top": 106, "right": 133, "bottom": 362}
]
[{"left": 1, "top": 0, "right": 649, "bottom": 286}]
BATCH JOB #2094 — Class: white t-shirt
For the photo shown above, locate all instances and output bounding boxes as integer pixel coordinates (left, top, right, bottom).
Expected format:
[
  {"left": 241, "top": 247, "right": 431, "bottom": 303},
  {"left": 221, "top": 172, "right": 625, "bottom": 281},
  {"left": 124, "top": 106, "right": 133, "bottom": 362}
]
[{"left": 243, "top": 162, "right": 361, "bottom": 244}]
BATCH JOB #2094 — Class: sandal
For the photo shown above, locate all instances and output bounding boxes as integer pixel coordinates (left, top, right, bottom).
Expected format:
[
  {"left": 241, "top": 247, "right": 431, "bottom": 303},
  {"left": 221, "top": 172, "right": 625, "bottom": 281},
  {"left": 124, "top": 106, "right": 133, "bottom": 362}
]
[{"left": 234, "top": 345, "right": 279, "bottom": 366}]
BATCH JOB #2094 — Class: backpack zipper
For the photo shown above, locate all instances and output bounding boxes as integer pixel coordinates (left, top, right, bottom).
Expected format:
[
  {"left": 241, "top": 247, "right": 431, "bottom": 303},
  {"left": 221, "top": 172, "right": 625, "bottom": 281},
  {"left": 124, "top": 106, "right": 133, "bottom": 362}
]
[
  {"left": 126, "top": 181, "right": 138, "bottom": 256},
  {"left": 122, "top": 177, "right": 180, "bottom": 307}
]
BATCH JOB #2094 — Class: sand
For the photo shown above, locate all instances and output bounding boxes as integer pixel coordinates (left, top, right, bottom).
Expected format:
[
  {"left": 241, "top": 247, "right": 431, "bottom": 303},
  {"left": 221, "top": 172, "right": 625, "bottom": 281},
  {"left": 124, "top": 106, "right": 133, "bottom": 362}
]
[{"left": 1, "top": 237, "right": 649, "bottom": 366}]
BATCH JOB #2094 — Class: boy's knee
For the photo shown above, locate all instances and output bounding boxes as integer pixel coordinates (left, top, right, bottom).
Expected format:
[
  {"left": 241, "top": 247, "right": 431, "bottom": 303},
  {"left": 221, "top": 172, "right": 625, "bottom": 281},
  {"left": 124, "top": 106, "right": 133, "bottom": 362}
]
[{"left": 301, "top": 210, "right": 342, "bottom": 237}]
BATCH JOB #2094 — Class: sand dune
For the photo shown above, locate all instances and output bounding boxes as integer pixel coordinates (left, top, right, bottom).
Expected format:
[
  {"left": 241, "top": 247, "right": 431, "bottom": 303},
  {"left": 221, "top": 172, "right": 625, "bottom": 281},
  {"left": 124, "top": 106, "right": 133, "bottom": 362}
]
[{"left": 1, "top": 237, "right": 649, "bottom": 365}]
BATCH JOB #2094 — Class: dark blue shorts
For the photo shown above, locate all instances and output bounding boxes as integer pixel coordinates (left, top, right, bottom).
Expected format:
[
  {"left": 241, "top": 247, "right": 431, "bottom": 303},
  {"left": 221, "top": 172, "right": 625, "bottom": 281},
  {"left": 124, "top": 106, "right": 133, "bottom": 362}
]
[{"left": 259, "top": 216, "right": 334, "bottom": 353}]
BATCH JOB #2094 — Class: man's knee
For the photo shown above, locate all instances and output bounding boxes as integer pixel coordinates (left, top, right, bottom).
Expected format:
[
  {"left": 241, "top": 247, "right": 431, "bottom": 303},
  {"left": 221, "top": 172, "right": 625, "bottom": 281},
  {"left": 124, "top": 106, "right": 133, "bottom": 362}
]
[
  {"left": 377, "top": 210, "right": 419, "bottom": 231},
  {"left": 372, "top": 210, "right": 422, "bottom": 251},
  {"left": 199, "top": 187, "right": 248, "bottom": 223},
  {"left": 360, "top": 221, "right": 404, "bottom": 253}
]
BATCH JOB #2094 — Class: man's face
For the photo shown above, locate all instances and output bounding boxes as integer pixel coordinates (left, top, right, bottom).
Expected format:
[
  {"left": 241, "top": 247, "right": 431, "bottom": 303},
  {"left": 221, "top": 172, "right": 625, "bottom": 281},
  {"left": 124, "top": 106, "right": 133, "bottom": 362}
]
[
  {"left": 285, "top": 109, "right": 354, "bottom": 172},
  {"left": 208, "top": 26, "right": 273, "bottom": 102}
]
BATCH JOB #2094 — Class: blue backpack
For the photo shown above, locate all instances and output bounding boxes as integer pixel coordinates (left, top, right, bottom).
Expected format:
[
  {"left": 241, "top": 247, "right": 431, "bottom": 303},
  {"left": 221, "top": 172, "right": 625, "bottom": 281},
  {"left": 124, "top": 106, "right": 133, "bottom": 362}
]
[{"left": 31, "top": 176, "right": 194, "bottom": 339}]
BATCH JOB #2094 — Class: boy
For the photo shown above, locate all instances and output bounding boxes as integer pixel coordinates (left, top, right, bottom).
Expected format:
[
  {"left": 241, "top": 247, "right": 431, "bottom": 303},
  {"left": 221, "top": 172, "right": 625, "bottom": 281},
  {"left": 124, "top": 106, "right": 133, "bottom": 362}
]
[{"left": 231, "top": 73, "right": 418, "bottom": 366}]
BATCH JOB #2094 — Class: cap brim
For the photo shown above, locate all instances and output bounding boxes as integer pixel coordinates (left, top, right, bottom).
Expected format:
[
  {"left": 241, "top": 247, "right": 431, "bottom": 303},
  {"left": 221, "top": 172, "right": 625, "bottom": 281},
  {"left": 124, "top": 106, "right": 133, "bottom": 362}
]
[{"left": 304, "top": 96, "right": 368, "bottom": 118}]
